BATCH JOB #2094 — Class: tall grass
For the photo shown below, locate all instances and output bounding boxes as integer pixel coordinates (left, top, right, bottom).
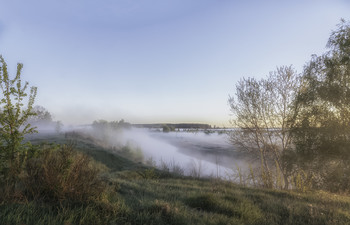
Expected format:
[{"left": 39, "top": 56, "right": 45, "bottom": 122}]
[
  {"left": 24, "top": 143, "right": 106, "bottom": 203},
  {"left": 0, "top": 141, "right": 120, "bottom": 225}
]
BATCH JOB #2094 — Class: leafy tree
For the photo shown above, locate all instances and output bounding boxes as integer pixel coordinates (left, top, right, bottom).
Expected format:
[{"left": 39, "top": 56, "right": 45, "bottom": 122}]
[
  {"left": 29, "top": 105, "right": 53, "bottom": 125},
  {"left": 162, "top": 124, "right": 175, "bottom": 132},
  {"left": 291, "top": 19, "right": 350, "bottom": 192},
  {"left": 0, "top": 55, "right": 37, "bottom": 182},
  {"left": 117, "top": 119, "right": 131, "bottom": 129},
  {"left": 229, "top": 66, "right": 300, "bottom": 189},
  {"left": 92, "top": 119, "right": 131, "bottom": 131},
  {"left": 91, "top": 119, "right": 131, "bottom": 145}
]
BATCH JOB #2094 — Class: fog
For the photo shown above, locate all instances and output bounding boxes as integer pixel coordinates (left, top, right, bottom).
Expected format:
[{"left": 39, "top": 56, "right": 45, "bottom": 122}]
[
  {"left": 107, "top": 128, "right": 252, "bottom": 179},
  {"left": 27, "top": 122, "right": 253, "bottom": 179}
]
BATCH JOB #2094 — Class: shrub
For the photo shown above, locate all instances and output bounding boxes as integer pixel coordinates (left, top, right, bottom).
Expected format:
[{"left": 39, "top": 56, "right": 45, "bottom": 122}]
[
  {"left": 24, "top": 144, "right": 107, "bottom": 203},
  {"left": 0, "top": 55, "right": 37, "bottom": 189},
  {"left": 162, "top": 125, "right": 175, "bottom": 132},
  {"left": 120, "top": 144, "right": 144, "bottom": 163}
]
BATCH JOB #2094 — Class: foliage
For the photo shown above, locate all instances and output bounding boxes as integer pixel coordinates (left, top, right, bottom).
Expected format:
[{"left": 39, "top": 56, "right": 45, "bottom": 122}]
[
  {"left": 0, "top": 55, "right": 37, "bottom": 185},
  {"left": 0, "top": 140, "right": 118, "bottom": 224},
  {"left": 29, "top": 105, "right": 53, "bottom": 124},
  {"left": 162, "top": 124, "right": 175, "bottom": 132},
  {"left": 28, "top": 105, "right": 65, "bottom": 133},
  {"left": 2, "top": 131, "right": 350, "bottom": 225},
  {"left": 292, "top": 19, "right": 350, "bottom": 192},
  {"left": 228, "top": 66, "right": 300, "bottom": 189},
  {"left": 91, "top": 119, "right": 131, "bottom": 146},
  {"left": 120, "top": 143, "right": 144, "bottom": 163},
  {"left": 92, "top": 119, "right": 131, "bottom": 132},
  {"left": 23, "top": 143, "right": 107, "bottom": 203},
  {"left": 3, "top": 19, "right": 350, "bottom": 224}
]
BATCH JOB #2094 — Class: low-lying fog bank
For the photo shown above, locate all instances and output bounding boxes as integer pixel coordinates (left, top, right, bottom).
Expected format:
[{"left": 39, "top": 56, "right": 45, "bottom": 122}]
[
  {"left": 115, "top": 128, "right": 253, "bottom": 179},
  {"left": 27, "top": 125, "right": 254, "bottom": 179}
]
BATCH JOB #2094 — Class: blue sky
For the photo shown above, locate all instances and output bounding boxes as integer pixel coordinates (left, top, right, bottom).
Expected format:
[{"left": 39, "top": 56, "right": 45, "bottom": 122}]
[{"left": 0, "top": 0, "right": 349, "bottom": 126}]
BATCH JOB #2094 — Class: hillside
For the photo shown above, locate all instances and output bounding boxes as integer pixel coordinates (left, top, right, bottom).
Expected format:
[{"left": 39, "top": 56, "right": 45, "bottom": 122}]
[{"left": 2, "top": 133, "right": 350, "bottom": 225}]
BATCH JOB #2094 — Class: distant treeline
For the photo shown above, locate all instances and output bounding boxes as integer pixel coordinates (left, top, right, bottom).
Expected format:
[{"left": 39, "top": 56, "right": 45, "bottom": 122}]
[
  {"left": 133, "top": 123, "right": 212, "bottom": 129},
  {"left": 92, "top": 119, "right": 132, "bottom": 130}
]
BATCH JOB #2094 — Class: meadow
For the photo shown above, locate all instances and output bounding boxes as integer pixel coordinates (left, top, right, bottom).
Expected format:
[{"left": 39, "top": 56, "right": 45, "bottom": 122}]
[{"left": 1, "top": 131, "right": 350, "bottom": 225}]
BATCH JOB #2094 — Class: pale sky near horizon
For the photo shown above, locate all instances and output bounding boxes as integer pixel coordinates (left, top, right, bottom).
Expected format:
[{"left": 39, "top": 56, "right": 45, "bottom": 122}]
[{"left": 0, "top": 0, "right": 349, "bottom": 126}]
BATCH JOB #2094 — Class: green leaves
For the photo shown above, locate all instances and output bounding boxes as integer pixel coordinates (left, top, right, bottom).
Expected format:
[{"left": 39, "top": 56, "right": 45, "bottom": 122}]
[
  {"left": 292, "top": 20, "right": 350, "bottom": 192},
  {"left": 0, "top": 55, "right": 37, "bottom": 183}
]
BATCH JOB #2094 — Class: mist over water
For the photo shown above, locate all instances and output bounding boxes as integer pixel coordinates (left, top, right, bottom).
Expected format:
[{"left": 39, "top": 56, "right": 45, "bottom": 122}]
[
  {"left": 28, "top": 122, "right": 251, "bottom": 179},
  {"left": 115, "top": 128, "right": 250, "bottom": 178}
]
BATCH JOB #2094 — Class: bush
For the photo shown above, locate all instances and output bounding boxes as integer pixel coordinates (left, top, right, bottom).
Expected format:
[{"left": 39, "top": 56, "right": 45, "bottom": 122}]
[
  {"left": 24, "top": 144, "right": 107, "bottom": 203},
  {"left": 162, "top": 125, "right": 175, "bottom": 132},
  {"left": 0, "top": 55, "right": 37, "bottom": 191}
]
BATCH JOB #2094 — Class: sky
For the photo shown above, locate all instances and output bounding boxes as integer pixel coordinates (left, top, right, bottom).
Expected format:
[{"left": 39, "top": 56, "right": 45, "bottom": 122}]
[{"left": 0, "top": 0, "right": 349, "bottom": 127}]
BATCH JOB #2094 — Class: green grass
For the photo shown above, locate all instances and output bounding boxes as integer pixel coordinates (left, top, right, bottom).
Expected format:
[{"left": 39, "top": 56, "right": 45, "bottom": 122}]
[
  {"left": 115, "top": 177, "right": 350, "bottom": 225},
  {"left": 3, "top": 132, "right": 350, "bottom": 225},
  {"left": 0, "top": 200, "right": 122, "bottom": 225}
]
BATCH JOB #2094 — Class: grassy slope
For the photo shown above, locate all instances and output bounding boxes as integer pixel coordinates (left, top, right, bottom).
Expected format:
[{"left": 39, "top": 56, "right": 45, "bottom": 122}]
[{"left": 2, "top": 133, "right": 350, "bottom": 225}]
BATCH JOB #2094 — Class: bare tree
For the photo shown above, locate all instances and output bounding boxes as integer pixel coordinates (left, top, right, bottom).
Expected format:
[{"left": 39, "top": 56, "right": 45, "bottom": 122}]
[{"left": 228, "top": 66, "right": 300, "bottom": 189}]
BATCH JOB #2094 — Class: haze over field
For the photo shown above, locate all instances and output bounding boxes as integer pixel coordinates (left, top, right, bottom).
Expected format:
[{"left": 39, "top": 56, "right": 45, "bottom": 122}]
[
  {"left": 2, "top": 1, "right": 350, "bottom": 223},
  {"left": 98, "top": 127, "right": 250, "bottom": 178},
  {"left": 60, "top": 123, "right": 246, "bottom": 178},
  {"left": 1, "top": 0, "right": 350, "bottom": 126}
]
